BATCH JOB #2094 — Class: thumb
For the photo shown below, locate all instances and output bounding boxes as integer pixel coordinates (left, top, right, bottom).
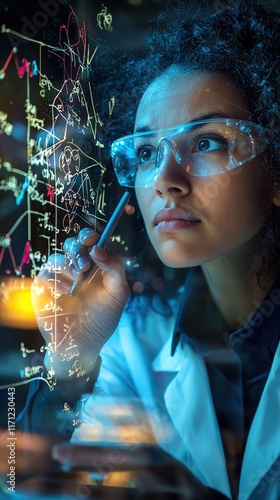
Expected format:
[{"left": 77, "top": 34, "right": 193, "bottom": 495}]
[{"left": 90, "top": 246, "right": 130, "bottom": 301}]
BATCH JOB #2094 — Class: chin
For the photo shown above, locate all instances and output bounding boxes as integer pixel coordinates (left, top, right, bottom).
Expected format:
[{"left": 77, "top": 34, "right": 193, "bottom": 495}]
[
  {"left": 160, "top": 257, "right": 197, "bottom": 269},
  {"left": 153, "top": 243, "right": 199, "bottom": 269}
]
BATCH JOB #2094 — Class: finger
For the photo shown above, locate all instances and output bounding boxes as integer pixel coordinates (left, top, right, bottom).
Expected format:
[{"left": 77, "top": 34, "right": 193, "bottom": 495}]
[
  {"left": 0, "top": 430, "right": 53, "bottom": 480},
  {"left": 63, "top": 237, "right": 92, "bottom": 273},
  {"left": 52, "top": 444, "right": 193, "bottom": 495},
  {"left": 62, "top": 236, "right": 78, "bottom": 253},
  {"left": 63, "top": 229, "right": 99, "bottom": 252},
  {"left": 52, "top": 443, "right": 158, "bottom": 470},
  {"left": 78, "top": 227, "right": 100, "bottom": 247},
  {"left": 47, "top": 253, "right": 83, "bottom": 283},
  {"left": 51, "top": 444, "right": 207, "bottom": 496},
  {"left": 90, "top": 247, "right": 130, "bottom": 301}
]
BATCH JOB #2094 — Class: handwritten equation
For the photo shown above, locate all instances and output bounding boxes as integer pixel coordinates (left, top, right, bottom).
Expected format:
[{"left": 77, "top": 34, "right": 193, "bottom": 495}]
[
  {"left": 0, "top": 3, "right": 121, "bottom": 392},
  {"left": 0, "top": 5, "right": 115, "bottom": 275}
]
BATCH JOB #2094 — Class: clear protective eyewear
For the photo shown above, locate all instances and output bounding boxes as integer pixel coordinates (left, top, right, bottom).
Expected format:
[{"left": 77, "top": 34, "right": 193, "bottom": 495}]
[{"left": 110, "top": 118, "right": 268, "bottom": 188}]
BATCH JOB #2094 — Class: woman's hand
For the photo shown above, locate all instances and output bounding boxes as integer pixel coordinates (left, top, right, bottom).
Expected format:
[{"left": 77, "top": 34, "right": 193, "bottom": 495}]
[
  {"left": 31, "top": 228, "right": 130, "bottom": 380},
  {"left": 52, "top": 443, "right": 228, "bottom": 499}
]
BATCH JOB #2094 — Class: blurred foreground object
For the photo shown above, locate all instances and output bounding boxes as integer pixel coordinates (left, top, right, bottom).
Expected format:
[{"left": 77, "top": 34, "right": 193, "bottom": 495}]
[
  {"left": 66, "top": 397, "right": 163, "bottom": 488},
  {"left": 0, "top": 430, "right": 52, "bottom": 484}
]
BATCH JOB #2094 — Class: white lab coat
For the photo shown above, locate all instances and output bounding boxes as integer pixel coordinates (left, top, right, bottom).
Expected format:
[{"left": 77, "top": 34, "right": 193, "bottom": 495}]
[{"left": 72, "top": 295, "right": 280, "bottom": 500}]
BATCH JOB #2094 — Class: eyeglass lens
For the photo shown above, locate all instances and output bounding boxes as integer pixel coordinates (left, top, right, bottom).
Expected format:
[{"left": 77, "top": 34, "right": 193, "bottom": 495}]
[{"left": 111, "top": 120, "right": 267, "bottom": 187}]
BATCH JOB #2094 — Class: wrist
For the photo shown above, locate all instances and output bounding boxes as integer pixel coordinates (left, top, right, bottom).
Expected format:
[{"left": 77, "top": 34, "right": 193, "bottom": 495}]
[
  {"left": 43, "top": 348, "right": 99, "bottom": 383},
  {"left": 54, "top": 355, "right": 101, "bottom": 399}
]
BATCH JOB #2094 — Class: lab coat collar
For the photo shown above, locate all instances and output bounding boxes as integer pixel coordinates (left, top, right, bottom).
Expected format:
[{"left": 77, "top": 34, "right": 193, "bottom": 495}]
[
  {"left": 152, "top": 330, "right": 231, "bottom": 496},
  {"left": 164, "top": 340, "right": 232, "bottom": 497},
  {"left": 153, "top": 329, "right": 187, "bottom": 372},
  {"left": 239, "top": 339, "right": 280, "bottom": 499}
]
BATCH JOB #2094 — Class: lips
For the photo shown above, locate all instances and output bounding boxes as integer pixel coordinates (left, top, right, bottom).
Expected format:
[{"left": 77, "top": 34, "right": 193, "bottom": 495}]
[{"left": 153, "top": 208, "right": 201, "bottom": 227}]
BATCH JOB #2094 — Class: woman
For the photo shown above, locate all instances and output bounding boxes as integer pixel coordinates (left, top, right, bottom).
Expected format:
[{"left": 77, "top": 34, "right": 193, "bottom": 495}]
[{"left": 21, "top": 1, "right": 280, "bottom": 498}]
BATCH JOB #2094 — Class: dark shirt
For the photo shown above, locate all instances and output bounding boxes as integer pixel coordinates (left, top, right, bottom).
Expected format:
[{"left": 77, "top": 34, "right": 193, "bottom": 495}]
[
  {"left": 171, "top": 267, "right": 280, "bottom": 498},
  {"left": 17, "top": 356, "right": 101, "bottom": 441}
]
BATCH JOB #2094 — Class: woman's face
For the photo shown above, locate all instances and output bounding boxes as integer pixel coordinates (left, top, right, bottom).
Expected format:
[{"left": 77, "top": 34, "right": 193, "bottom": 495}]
[{"left": 134, "top": 69, "right": 274, "bottom": 268}]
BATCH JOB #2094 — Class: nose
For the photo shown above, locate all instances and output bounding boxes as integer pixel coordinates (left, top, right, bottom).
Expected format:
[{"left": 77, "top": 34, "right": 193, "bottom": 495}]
[{"left": 152, "top": 138, "right": 191, "bottom": 198}]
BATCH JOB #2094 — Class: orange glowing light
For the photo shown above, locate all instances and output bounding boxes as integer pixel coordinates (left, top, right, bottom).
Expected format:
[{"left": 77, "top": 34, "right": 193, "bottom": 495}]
[
  {"left": 125, "top": 204, "right": 135, "bottom": 215},
  {"left": 0, "top": 277, "right": 37, "bottom": 329}
]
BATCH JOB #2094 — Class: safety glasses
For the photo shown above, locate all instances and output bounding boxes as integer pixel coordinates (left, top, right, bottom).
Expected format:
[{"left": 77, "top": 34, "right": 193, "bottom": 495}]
[{"left": 110, "top": 118, "right": 268, "bottom": 188}]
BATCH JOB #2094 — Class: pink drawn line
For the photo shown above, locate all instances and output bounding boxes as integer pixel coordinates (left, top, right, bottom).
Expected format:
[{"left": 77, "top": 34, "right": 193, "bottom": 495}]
[
  {"left": 0, "top": 237, "right": 31, "bottom": 275},
  {"left": 0, "top": 48, "right": 16, "bottom": 75}
]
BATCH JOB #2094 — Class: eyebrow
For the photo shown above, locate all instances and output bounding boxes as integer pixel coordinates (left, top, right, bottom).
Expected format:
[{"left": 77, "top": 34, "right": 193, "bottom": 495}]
[
  {"left": 134, "top": 126, "right": 152, "bottom": 134},
  {"left": 134, "top": 112, "right": 229, "bottom": 134}
]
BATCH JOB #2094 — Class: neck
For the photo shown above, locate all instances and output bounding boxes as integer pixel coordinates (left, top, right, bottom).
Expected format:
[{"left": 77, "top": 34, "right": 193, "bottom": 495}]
[{"left": 201, "top": 243, "right": 273, "bottom": 331}]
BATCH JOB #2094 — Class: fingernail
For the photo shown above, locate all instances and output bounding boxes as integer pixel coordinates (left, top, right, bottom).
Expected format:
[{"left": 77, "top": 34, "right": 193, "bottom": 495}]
[
  {"left": 91, "top": 246, "right": 108, "bottom": 262},
  {"left": 77, "top": 256, "right": 89, "bottom": 269},
  {"left": 60, "top": 282, "right": 71, "bottom": 294},
  {"left": 72, "top": 268, "right": 81, "bottom": 276},
  {"left": 80, "top": 228, "right": 96, "bottom": 241}
]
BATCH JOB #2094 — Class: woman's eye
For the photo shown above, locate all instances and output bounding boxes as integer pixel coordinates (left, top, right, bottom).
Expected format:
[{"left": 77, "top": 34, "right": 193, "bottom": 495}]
[
  {"left": 135, "top": 146, "right": 156, "bottom": 165},
  {"left": 193, "top": 136, "right": 228, "bottom": 153}
]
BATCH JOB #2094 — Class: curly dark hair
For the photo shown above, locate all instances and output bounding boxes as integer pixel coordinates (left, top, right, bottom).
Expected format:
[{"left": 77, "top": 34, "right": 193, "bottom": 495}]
[{"left": 94, "top": 0, "right": 280, "bottom": 290}]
